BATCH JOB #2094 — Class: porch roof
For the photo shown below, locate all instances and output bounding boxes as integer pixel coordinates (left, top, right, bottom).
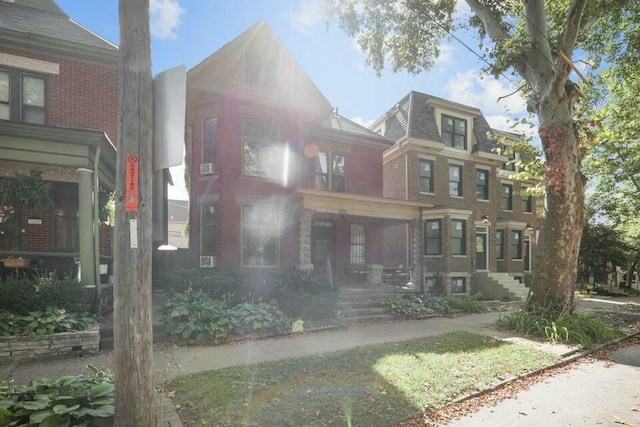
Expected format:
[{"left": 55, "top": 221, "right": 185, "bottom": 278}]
[
  {"left": 0, "top": 121, "right": 117, "bottom": 190},
  {"left": 294, "top": 188, "right": 430, "bottom": 220}
]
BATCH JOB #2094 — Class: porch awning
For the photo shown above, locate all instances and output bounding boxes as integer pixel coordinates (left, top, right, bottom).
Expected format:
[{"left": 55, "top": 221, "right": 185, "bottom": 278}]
[
  {"left": 294, "top": 188, "right": 430, "bottom": 220},
  {"left": 0, "top": 121, "right": 116, "bottom": 190}
]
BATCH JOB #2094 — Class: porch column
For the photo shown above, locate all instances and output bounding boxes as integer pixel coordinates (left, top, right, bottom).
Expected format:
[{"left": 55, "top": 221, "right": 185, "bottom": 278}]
[
  {"left": 409, "top": 219, "right": 422, "bottom": 287},
  {"left": 297, "top": 209, "right": 314, "bottom": 271},
  {"left": 77, "top": 168, "right": 96, "bottom": 285}
]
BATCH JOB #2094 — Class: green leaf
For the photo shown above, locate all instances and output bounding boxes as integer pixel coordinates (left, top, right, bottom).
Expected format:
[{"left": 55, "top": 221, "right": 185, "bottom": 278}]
[
  {"left": 53, "top": 403, "right": 80, "bottom": 415},
  {"left": 84, "top": 405, "right": 115, "bottom": 418},
  {"left": 40, "top": 413, "right": 70, "bottom": 427},
  {"left": 20, "top": 400, "right": 49, "bottom": 410},
  {"left": 89, "top": 383, "right": 114, "bottom": 398},
  {"left": 29, "top": 409, "right": 54, "bottom": 424}
]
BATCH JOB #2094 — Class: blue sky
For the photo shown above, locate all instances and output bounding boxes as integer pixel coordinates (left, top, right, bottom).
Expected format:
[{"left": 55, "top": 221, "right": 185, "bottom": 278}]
[{"left": 56, "top": 0, "right": 533, "bottom": 200}]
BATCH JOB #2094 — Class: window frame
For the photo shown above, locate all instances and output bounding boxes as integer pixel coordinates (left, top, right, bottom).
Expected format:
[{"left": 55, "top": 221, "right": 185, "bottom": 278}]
[
  {"left": 424, "top": 219, "right": 442, "bottom": 255},
  {"left": 349, "top": 223, "right": 366, "bottom": 265},
  {"left": 241, "top": 204, "right": 279, "bottom": 268},
  {"left": 476, "top": 169, "right": 489, "bottom": 200},
  {"left": 0, "top": 68, "right": 47, "bottom": 124},
  {"left": 449, "top": 164, "right": 463, "bottom": 197},
  {"left": 502, "top": 183, "right": 513, "bottom": 211},
  {"left": 200, "top": 203, "right": 218, "bottom": 256},
  {"left": 451, "top": 277, "right": 466, "bottom": 294},
  {"left": 202, "top": 117, "right": 218, "bottom": 166},
  {"left": 496, "top": 230, "right": 504, "bottom": 260},
  {"left": 451, "top": 219, "right": 466, "bottom": 256},
  {"left": 441, "top": 114, "right": 467, "bottom": 150},
  {"left": 242, "top": 118, "right": 281, "bottom": 180},
  {"left": 419, "top": 159, "right": 434, "bottom": 193},
  {"left": 314, "top": 150, "right": 346, "bottom": 193},
  {"left": 511, "top": 230, "right": 522, "bottom": 260},
  {"left": 521, "top": 189, "right": 533, "bottom": 213}
]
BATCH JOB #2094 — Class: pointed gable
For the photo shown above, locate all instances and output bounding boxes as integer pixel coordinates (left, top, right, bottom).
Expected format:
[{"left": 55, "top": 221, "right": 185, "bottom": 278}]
[{"left": 188, "top": 21, "right": 331, "bottom": 123}]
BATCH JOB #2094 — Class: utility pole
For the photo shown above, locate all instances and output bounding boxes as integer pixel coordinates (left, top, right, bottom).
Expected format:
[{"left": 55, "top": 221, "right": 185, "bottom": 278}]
[{"left": 113, "top": 0, "right": 155, "bottom": 424}]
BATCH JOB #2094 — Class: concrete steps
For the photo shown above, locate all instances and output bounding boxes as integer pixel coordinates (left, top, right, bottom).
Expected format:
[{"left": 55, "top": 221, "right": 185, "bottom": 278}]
[
  {"left": 474, "top": 272, "right": 529, "bottom": 301},
  {"left": 337, "top": 287, "right": 411, "bottom": 322}
]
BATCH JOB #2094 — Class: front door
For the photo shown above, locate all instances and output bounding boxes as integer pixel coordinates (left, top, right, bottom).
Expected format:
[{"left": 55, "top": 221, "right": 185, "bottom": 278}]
[
  {"left": 312, "top": 221, "right": 335, "bottom": 275},
  {"left": 475, "top": 228, "right": 488, "bottom": 271},
  {"left": 524, "top": 235, "right": 531, "bottom": 272}
]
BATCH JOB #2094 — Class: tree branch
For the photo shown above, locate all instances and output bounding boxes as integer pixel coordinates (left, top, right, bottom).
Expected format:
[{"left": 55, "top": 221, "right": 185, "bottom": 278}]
[
  {"left": 464, "top": 0, "right": 509, "bottom": 43},
  {"left": 559, "top": 0, "right": 588, "bottom": 58},
  {"left": 523, "top": 0, "right": 554, "bottom": 78}
]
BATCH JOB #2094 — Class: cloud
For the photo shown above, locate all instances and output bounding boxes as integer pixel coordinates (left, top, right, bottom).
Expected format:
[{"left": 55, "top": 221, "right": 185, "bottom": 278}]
[
  {"left": 290, "top": 0, "right": 323, "bottom": 35},
  {"left": 434, "top": 44, "right": 455, "bottom": 68},
  {"left": 150, "top": 0, "right": 184, "bottom": 40},
  {"left": 350, "top": 116, "right": 375, "bottom": 128},
  {"left": 445, "top": 69, "right": 527, "bottom": 116}
]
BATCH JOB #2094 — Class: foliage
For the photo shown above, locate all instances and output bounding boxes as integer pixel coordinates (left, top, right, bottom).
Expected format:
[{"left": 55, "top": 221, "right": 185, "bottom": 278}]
[
  {"left": 0, "top": 274, "right": 92, "bottom": 315},
  {"left": 156, "top": 268, "right": 241, "bottom": 301},
  {"left": 578, "top": 222, "right": 631, "bottom": 283},
  {"left": 0, "top": 364, "right": 114, "bottom": 426},
  {"left": 0, "top": 172, "right": 54, "bottom": 211},
  {"left": 0, "top": 307, "right": 98, "bottom": 337},
  {"left": 162, "top": 289, "right": 233, "bottom": 344},
  {"left": 497, "top": 304, "right": 621, "bottom": 348},
  {"left": 168, "top": 331, "right": 558, "bottom": 426},
  {"left": 162, "top": 289, "right": 292, "bottom": 344},
  {"left": 385, "top": 293, "right": 487, "bottom": 318},
  {"left": 230, "top": 302, "right": 292, "bottom": 335}
]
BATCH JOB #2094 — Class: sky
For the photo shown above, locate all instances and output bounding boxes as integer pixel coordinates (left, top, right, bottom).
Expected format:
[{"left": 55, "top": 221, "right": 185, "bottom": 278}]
[{"left": 56, "top": 0, "right": 536, "bottom": 201}]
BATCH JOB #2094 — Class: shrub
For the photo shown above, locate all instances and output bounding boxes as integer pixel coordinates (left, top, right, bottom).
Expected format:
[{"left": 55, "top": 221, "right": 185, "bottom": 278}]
[
  {"left": 156, "top": 268, "right": 241, "bottom": 300},
  {"left": 497, "top": 304, "right": 621, "bottom": 348},
  {"left": 0, "top": 274, "right": 91, "bottom": 315},
  {"left": 162, "top": 289, "right": 233, "bottom": 344},
  {"left": 0, "top": 307, "right": 99, "bottom": 337},
  {"left": 444, "top": 293, "right": 488, "bottom": 313},
  {"left": 0, "top": 364, "right": 114, "bottom": 426},
  {"left": 231, "top": 302, "right": 292, "bottom": 335},
  {"left": 384, "top": 295, "right": 435, "bottom": 319}
]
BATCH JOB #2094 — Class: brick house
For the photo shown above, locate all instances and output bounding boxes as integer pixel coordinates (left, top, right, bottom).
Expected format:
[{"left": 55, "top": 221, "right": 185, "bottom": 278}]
[
  {"left": 0, "top": 0, "right": 118, "bottom": 284},
  {"left": 186, "top": 21, "right": 426, "bottom": 285},
  {"left": 372, "top": 91, "right": 541, "bottom": 296}
]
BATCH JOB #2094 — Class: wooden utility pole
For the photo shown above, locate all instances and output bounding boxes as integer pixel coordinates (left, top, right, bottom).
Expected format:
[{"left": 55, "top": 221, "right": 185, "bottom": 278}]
[{"left": 114, "top": 0, "right": 155, "bottom": 424}]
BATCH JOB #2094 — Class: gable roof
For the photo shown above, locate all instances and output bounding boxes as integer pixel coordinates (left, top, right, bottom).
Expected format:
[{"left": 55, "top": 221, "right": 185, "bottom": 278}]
[
  {"left": 0, "top": 0, "right": 118, "bottom": 66},
  {"left": 376, "top": 91, "right": 505, "bottom": 154},
  {"left": 187, "top": 20, "right": 331, "bottom": 123},
  {"left": 319, "top": 111, "right": 393, "bottom": 146}
]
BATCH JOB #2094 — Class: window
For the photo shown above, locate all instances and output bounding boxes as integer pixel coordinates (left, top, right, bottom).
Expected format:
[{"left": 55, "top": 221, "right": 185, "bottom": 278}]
[
  {"left": 419, "top": 159, "right": 434, "bottom": 193},
  {"left": 203, "top": 117, "right": 217, "bottom": 165},
  {"left": 452, "top": 277, "right": 466, "bottom": 293},
  {"left": 521, "top": 190, "right": 533, "bottom": 213},
  {"left": 441, "top": 114, "right": 467, "bottom": 149},
  {"left": 243, "top": 119, "right": 281, "bottom": 179},
  {"left": 502, "top": 184, "right": 513, "bottom": 210},
  {"left": 511, "top": 230, "right": 522, "bottom": 259},
  {"left": 496, "top": 230, "right": 504, "bottom": 259},
  {"left": 242, "top": 205, "right": 278, "bottom": 267},
  {"left": 0, "top": 69, "right": 46, "bottom": 124},
  {"left": 502, "top": 147, "right": 516, "bottom": 171},
  {"left": 424, "top": 219, "right": 441, "bottom": 255},
  {"left": 201, "top": 204, "right": 217, "bottom": 256},
  {"left": 451, "top": 219, "right": 466, "bottom": 255},
  {"left": 449, "top": 165, "right": 463, "bottom": 197},
  {"left": 315, "top": 151, "right": 346, "bottom": 192},
  {"left": 476, "top": 169, "right": 489, "bottom": 200},
  {"left": 350, "top": 224, "right": 366, "bottom": 265}
]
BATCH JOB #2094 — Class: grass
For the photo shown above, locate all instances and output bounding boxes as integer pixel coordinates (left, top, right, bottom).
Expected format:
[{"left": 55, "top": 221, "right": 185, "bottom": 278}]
[{"left": 167, "top": 331, "right": 558, "bottom": 426}]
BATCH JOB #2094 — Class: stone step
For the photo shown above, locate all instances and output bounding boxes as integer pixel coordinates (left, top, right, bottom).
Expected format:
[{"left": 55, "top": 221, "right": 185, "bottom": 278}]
[
  {"left": 337, "top": 307, "right": 388, "bottom": 318},
  {"left": 336, "top": 300, "right": 385, "bottom": 310},
  {"left": 340, "top": 313, "right": 396, "bottom": 323}
]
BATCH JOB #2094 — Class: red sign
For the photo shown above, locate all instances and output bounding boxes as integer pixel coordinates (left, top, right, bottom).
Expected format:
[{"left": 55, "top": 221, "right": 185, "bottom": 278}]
[{"left": 125, "top": 154, "right": 139, "bottom": 212}]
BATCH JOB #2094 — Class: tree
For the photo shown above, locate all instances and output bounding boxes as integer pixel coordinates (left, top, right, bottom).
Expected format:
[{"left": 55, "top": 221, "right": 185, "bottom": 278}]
[
  {"left": 113, "top": 0, "right": 155, "bottom": 424},
  {"left": 578, "top": 221, "right": 630, "bottom": 287},
  {"left": 326, "top": 0, "right": 636, "bottom": 313}
]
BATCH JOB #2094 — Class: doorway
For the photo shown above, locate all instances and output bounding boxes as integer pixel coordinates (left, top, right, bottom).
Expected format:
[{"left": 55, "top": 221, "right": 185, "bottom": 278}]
[
  {"left": 475, "top": 226, "right": 488, "bottom": 271},
  {"left": 312, "top": 221, "right": 335, "bottom": 275}
]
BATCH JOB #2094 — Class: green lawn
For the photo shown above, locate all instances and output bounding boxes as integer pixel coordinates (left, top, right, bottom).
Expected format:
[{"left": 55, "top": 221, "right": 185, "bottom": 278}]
[{"left": 167, "top": 331, "right": 558, "bottom": 426}]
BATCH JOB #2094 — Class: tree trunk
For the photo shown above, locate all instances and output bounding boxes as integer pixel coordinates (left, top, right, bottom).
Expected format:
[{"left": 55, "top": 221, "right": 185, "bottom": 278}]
[
  {"left": 529, "top": 95, "right": 586, "bottom": 314},
  {"left": 627, "top": 259, "right": 637, "bottom": 289},
  {"left": 113, "top": 0, "right": 155, "bottom": 425}
]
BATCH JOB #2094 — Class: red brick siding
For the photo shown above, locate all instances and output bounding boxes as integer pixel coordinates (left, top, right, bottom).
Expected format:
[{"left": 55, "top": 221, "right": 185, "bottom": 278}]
[
  {"left": 0, "top": 47, "right": 119, "bottom": 145},
  {"left": 19, "top": 208, "right": 51, "bottom": 251},
  {"left": 99, "top": 223, "right": 112, "bottom": 256}
]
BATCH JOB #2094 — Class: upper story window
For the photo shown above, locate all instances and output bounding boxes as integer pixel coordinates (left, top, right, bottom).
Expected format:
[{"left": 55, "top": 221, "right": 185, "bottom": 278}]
[
  {"left": 315, "top": 151, "right": 346, "bottom": 192},
  {"left": 476, "top": 169, "right": 489, "bottom": 200},
  {"left": 419, "top": 159, "right": 434, "bottom": 193},
  {"left": 0, "top": 69, "right": 46, "bottom": 124},
  {"left": 203, "top": 117, "right": 217, "bottom": 166},
  {"left": 501, "top": 147, "right": 516, "bottom": 171},
  {"left": 424, "top": 219, "right": 441, "bottom": 255},
  {"left": 521, "top": 190, "right": 533, "bottom": 213},
  {"left": 243, "top": 118, "right": 281, "bottom": 180},
  {"left": 502, "top": 184, "right": 513, "bottom": 211},
  {"left": 449, "top": 164, "right": 463, "bottom": 197},
  {"left": 441, "top": 114, "right": 467, "bottom": 150}
]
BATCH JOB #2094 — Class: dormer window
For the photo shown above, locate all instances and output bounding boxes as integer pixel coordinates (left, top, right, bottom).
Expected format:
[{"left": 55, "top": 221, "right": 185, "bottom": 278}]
[
  {"left": 0, "top": 69, "right": 46, "bottom": 124},
  {"left": 441, "top": 114, "right": 466, "bottom": 150}
]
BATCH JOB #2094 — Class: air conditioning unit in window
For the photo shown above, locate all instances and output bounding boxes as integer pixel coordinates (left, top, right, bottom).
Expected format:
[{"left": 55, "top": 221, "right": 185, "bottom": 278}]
[
  {"left": 200, "top": 162, "right": 215, "bottom": 175},
  {"left": 200, "top": 256, "right": 216, "bottom": 268}
]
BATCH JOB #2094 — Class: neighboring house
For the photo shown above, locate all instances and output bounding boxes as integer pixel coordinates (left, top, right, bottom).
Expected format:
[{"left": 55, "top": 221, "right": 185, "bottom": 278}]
[
  {"left": 167, "top": 199, "right": 188, "bottom": 248},
  {"left": 186, "top": 21, "right": 426, "bottom": 284},
  {"left": 0, "top": 0, "right": 119, "bottom": 284},
  {"left": 371, "top": 91, "right": 541, "bottom": 295}
]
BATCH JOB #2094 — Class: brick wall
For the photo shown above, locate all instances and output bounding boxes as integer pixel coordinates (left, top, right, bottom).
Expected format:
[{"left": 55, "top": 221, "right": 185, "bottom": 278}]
[
  {"left": 19, "top": 208, "right": 51, "bottom": 251},
  {"left": 99, "top": 223, "right": 112, "bottom": 257},
  {"left": 0, "top": 47, "right": 119, "bottom": 145}
]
